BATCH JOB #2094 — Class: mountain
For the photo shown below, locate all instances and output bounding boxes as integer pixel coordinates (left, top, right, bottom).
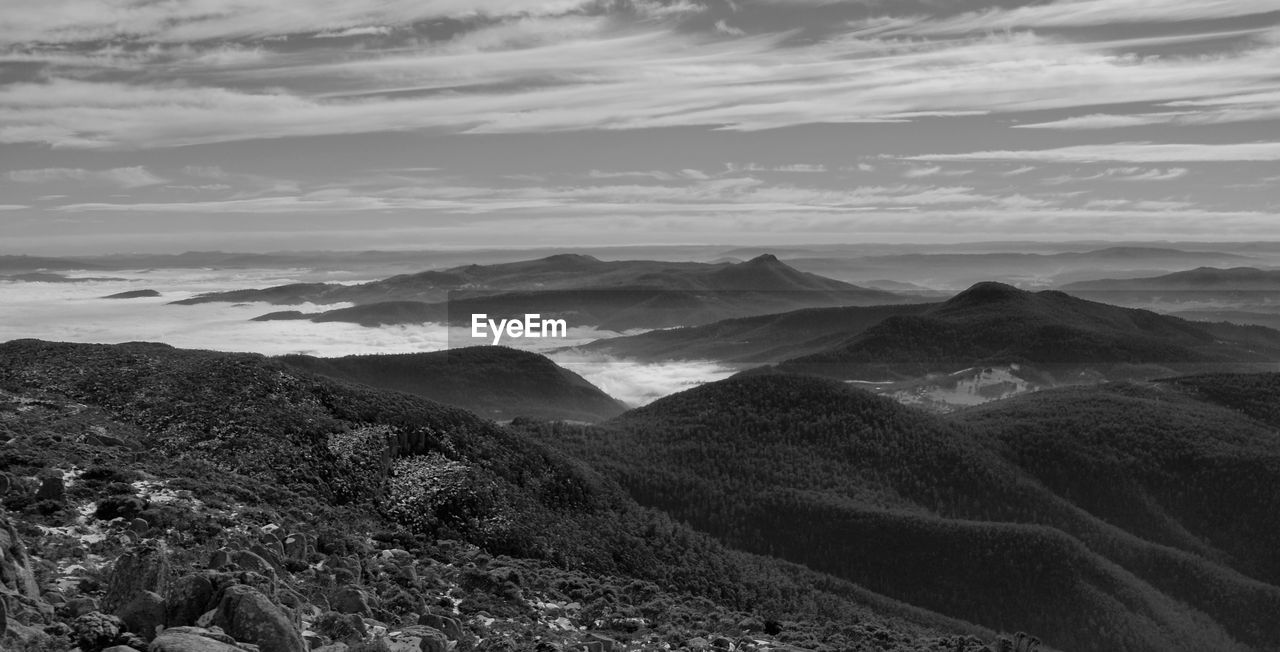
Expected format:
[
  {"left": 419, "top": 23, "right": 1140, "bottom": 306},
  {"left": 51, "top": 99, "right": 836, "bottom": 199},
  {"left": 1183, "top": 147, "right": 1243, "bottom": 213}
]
[
  {"left": 575, "top": 303, "right": 931, "bottom": 363},
  {"left": 776, "top": 282, "right": 1280, "bottom": 380},
  {"left": 783, "top": 247, "right": 1256, "bottom": 289},
  {"left": 277, "top": 346, "right": 627, "bottom": 422},
  {"left": 103, "top": 289, "right": 161, "bottom": 299},
  {"left": 0, "top": 339, "right": 1010, "bottom": 652},
  {"left": 0, "top": 255, "right": 104, "bottom": 272},
  {"left": 518, "top": 372, "right": 1280, "bottom": 652},
  {"left": 211, "top": 254, "right": 905, "bottom": 331},
  {"left": 1062, "top": 266, "right": 1280, "bottom": 291}
]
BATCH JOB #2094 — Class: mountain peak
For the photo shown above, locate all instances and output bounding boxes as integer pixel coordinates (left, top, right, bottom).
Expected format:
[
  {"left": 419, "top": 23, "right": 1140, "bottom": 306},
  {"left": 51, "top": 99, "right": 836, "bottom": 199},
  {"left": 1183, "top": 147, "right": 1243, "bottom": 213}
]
[
  {"left": 744, "top": 253, "right": 782, "bottom": 265},
  {"left": 944, "top": 281, "right": 1029, "bottom": 307}
]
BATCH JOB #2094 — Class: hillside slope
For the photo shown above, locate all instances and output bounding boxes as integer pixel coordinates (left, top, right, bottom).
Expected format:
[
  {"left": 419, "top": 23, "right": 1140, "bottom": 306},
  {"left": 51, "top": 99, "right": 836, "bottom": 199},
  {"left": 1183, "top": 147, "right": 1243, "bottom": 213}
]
[
  {"left": 520, "top": 372, "right": 1280, "bottom": 652},
  {"left": 0, "top": 339, "right": 1007, "bottom": 652},
  {"left": 278, "top": 346, "right": 627, "bottom": 422},
  {"left": 777, "top": 282, "right": 1280, "bottom": 379}
]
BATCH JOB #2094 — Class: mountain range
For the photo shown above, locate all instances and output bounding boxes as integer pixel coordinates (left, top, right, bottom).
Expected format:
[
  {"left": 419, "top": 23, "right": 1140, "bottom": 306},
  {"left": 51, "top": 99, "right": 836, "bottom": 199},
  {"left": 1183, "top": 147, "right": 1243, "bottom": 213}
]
[
  {"left": 181, "top": 254, "right": 903, "bottom": 331},
  {"left": 520, "top": 371, "right": 1280, "bottom": 652}
]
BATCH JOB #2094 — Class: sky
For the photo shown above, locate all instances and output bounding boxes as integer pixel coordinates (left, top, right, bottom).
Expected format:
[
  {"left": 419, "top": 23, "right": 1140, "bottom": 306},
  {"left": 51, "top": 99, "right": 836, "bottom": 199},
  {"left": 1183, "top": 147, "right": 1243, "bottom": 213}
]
[{"left": 3, "top": 0, "right": 1279, "bottom": 254}]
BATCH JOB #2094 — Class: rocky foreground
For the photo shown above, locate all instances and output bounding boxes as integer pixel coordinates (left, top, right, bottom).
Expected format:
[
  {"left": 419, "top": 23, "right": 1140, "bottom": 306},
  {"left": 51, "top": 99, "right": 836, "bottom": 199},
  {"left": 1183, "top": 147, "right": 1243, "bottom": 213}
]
[{"left": 0, "top": 340, "right": 1033, "bottom": 652}]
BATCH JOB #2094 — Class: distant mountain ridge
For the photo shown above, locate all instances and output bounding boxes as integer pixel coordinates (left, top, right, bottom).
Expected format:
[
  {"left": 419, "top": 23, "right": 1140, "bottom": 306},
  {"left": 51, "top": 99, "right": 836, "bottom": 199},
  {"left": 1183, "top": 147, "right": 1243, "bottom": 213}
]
[
  {"left": 777, "top": 281, "right": 1280, "bottom": 377},
  {"left": 277, "top": 346, "right": 626, "bottom": 422},
  {"left": 1062, "top": 266, "right": 1280, "bottom": 291},
  {"left": 181, "top": 253, "right": 906, "bottom": 331}
]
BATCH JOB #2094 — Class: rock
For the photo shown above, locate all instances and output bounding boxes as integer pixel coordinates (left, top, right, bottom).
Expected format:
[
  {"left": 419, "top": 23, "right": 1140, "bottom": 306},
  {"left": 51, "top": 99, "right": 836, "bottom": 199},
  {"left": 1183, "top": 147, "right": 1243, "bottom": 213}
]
[
  {"left": 315, "top": 645, "right": 350, "bottom": 652},
  {"left": 0, "top": 596, "right": 7, "bottom": 638},
  {"left": 685, "top": 637, "right": 711, "bottom": 651},
  {"left": 68, "top": 596, "right": 102, "bottom": 617},
  {"left": 104, "top": 542, "right": 172, "bottom": 614},
  {"left": 0, "top": 517, "right": 41, "bottom": 599},
  {"left": 149, "top": 630, "right": 244, "bottom": 651},
  {"left": 584, "top": 633, "right": 618, "bottom": 652},
  {"left": 333, "top": 585, "right": 372, "bottom": 616},
  {"left": 249, "top": 544, "right": 288, "bottom": 576},
  {"left": 284, "top": 535, "right": 309, "bottom": 561},
  {"left": 131, "top": 518, "right": 151, "bottom": 534},
  {"left": 118, "top": 590, "right": 166, "bottom": 642},
  {"left": 230, "top": 550, "right": 277, "bottom": 580},
  {"left": 104, "top": 646, "right": 143, "bottom": 652},
  {"left": 212, "top": 584, "right": 306, "bottom": 652},
  {"left": 36, "top": 474, "right": 65, "bottom": 501},
  {"left": 393, "top": 626, "right": 450, "bottom": 652},
  {"left": 166, "top": 574, "right": 217, "bottom": 627},
  {"left": 209, "top": 550, "right": 232, "bottom": 570},
  {"left": 72, "top": 611, "right": 125, "bottom": 652},
  {"left": 416, "top": 614, "right": 464, "bottom": 642},
  {"left": 0, "top": 473, "right": 10, "bottom": 495}
]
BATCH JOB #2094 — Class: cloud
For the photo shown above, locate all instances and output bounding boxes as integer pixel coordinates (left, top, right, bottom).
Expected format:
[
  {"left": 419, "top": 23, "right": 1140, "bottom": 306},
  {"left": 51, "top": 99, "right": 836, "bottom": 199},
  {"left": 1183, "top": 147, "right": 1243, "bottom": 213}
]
[
  {"left": 547, "top": 350, "right": 735, "bottom": 407},
  {"left": 5, "top": 14, "right": 1279, "bottom": 148},
  {"left": 875, "top": 0, "right": 1280, "bottom": 34},
  {"left": 7, "top": 167, "right": 168, "bottom": 188},
  {"left": 902, "top": 165, "right": 970, "bottom": 179},
  {"left": 0, "top": 0, "right": 600, "bottom": 44},
  {"left": 911, "top": 142, "right": 1280, "bottom": 163}
]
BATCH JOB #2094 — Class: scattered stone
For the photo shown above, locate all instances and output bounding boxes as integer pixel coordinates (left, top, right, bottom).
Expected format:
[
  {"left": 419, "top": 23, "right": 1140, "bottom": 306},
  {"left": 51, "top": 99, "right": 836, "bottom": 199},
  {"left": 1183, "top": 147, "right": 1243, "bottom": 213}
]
[
  {"left": 230, "top": 550, "right": 277, "bottom": 580},
  {"left": 166, "top": 573, "right": 217, "bottom": 627},
  {"left": 68, "top": 596, "right": 102, "bottom": 618},
  {"left": 104, "top": 542, "right": 172, "bottom": 614},
  {"left": 118, "top": 590, "right": 166, "bottom": 642},
  {"left": 334, "top": 585, "right": 372, "bottom": 616},
  {"left": 416, "top": 614, "right": 464, "bottom": 642},
  {"left": 0, "top": 517, "right": 41, "bottom": 599},
  {"left": 213, "top": 584, "right": 306, "bottom": 652},
  {"left": 150, "top": 630, "right": 244, "bottom": 652},
  {"left": 209, "top": 550, "right": 232, "bottom": 570}
]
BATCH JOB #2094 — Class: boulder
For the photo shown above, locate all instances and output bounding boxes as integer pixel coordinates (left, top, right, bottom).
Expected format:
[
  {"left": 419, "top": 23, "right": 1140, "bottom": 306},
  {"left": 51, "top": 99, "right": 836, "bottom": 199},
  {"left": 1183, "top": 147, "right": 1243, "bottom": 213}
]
[
  {"left": 229, "top": 551, "right": 277, "bottom": 580},
  {"left": 416, "top": 614, "right": 464, "bottom": 642},
  {"left": 333, "top": 586, "right": 372, "bottom": 616},
  {"left": 0, "top": 517, "right": 41, "bottom": 599},
  {"left": 104, "top": 542, "right": 172, "bottom": 614},
  {"left": 118, "top": 590, "right": 166, "bottom": 642},
  {"left": 149, "top": 630, "right": 244, "bottom": 652},
  {"left": 166, "top": 574, "right": 217, "bottom": 627},
  {"left": 392, "top": 626, "right": 450, "bottom": 652},
  {"left": 212, "top": 584, "right": 305, "bottom": 652}
]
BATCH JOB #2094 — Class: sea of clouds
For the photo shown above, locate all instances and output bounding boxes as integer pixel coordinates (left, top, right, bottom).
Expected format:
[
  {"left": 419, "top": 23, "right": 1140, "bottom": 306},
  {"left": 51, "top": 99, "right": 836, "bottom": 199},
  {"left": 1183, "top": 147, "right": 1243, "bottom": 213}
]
[{"left": 0, "top": 268, "right": 732, "bottom": 406}]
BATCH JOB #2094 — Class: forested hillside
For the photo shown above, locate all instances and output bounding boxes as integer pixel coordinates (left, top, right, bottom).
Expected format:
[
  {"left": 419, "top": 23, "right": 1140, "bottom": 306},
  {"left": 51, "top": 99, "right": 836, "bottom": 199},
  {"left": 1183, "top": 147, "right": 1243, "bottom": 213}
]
[
  {"left": 278, "top": 346, "right": 627, "bottom": 422},
  {"left": 519, "top": 372, "right": 1280, "bottom": 652}
]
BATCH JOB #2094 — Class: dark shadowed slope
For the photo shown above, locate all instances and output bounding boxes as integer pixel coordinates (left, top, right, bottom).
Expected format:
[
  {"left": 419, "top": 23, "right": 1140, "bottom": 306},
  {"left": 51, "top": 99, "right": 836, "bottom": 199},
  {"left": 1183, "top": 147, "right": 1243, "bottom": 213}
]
[
  {"left": 777, "top": 282, "right": 1280, "bottom": 378},
  {"left": 575, "top": 303, "right": 932, "bottom": 363},
  {"left": 278, "top": 346, "right": 627, "bottom": 422},
  {"left": 1063, "top": 267, "right": 1280, "bottom": 291},
  {"left": 520, "top": 372, "right": 1280, "bottom": 652}
]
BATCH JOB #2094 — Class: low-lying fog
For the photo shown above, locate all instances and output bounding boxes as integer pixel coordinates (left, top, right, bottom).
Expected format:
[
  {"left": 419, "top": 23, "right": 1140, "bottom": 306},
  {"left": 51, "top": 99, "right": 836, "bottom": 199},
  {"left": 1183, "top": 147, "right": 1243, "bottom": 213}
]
[{"left": 0, "top": 268, "right": 734, "bottom": 407}]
